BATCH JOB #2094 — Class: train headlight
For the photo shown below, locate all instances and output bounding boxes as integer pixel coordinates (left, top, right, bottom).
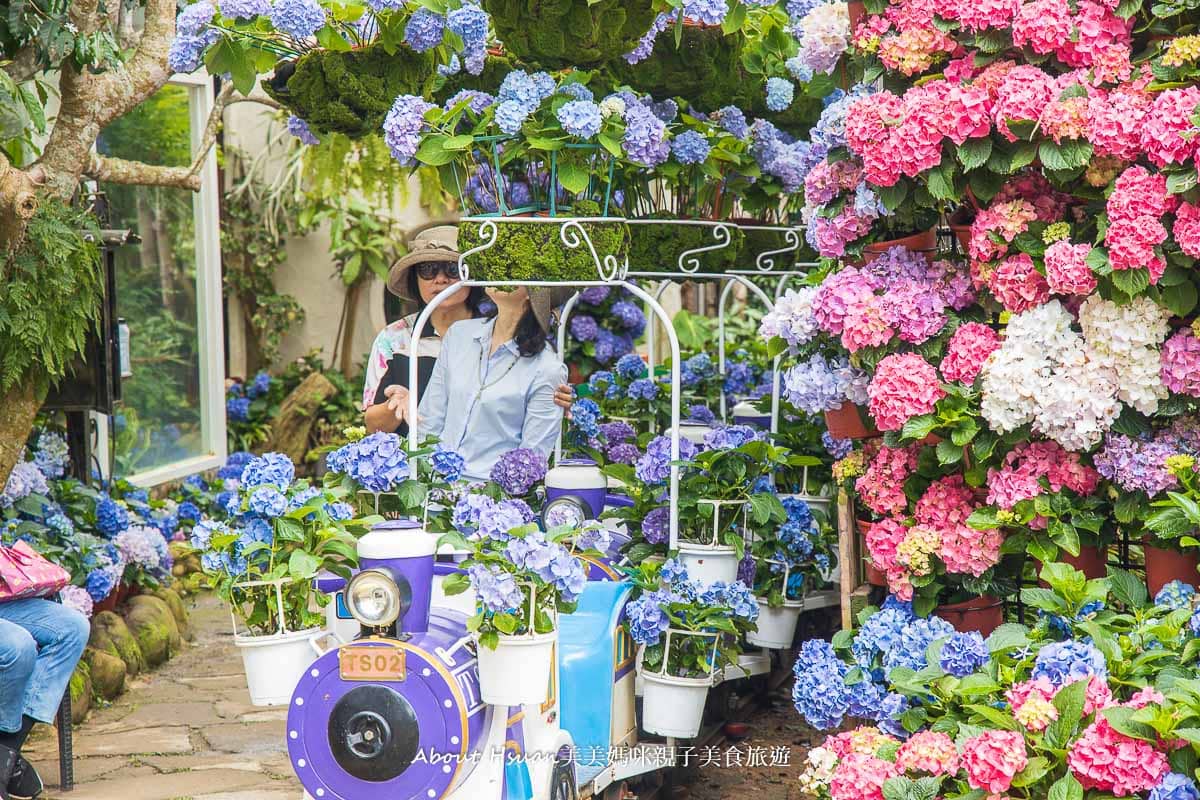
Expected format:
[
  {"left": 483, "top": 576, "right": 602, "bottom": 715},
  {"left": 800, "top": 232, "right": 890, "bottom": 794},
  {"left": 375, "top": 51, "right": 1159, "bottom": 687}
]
[
  {"left": 542, "top": 495, "right": 588, "bottom": 530},
  {"left": 346, "top": 569, "right": 402, "bottom": 628}
]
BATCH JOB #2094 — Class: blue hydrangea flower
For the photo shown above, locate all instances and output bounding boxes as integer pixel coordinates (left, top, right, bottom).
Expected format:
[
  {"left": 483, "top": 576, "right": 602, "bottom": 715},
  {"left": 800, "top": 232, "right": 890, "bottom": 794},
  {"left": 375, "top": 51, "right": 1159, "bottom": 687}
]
[
  {"left": 641, "top": 506, "right": 670, "bottom": 544},
  {"left": 624, "top": 12, "right": 669, "bottom": 64},
  {"left": 1032, "top": 640, "right": 1108, "bottom": 687},
  {"left": 453, "top": 493, "right": 495, "bottom": 533},
  {"left": 884, "top": 615, "right": 955, "bottom": 674},
  {"left": 478, "top": 498, "right": 535, "bottom": 540},
  {"left": 446, "top": 2, "right": 488, "bottom": 74},
  {"left": 269, "top": 0, "right": 326, "bottom": 38},
  {"left": 445, "top": 89, "right": 494, "bottom": 114},
  {"left": 240, "top": 452, "right": 296, "bottom": 490},
  {"left": 792, "top": 639, "right": 849, "bottom": 729},
  {"left": 33, "top": 431, "right": 70, "bottom": 480},
  {"left": 243, "top": 517, "right": 274, "bottom": 544},
  {"left": 219, "top": 0, "right": 269, "bottom": 19},
  {"left": 95, "top": 494, "right": 129, "bottom": 538},
  {"left": 661, "top": 557, "right": 689, "bottom": 585},
  {"left": 328, "top": 434, "right": 407, "bottom": 493},
  {"left": 438, "top": 55, "right": 462, "bottom": 76},
  {"left": 570, "top": 314, "right": 599, "bottom": 342},
  {"left": 822, "top": 431, "right": 853, "bottom": 459},
  {"left": 489, "top": 448, "right": 548, "bottom": 496},
  {"left": 249, "top": 487, "right": 287, "bottom": 518},
  {"left": 1152, "top": 773, "right": 1200, "bottom": 800},
  {"left": 226, "top": 396, "right": 251, "bottom": 422},
  {"left": 615, "top": 353, "right": 647, "bottom": 380},
  {"left": 176, "top": 501, "right": 201, "bottom": 523},
  {"left": 556, "top": 99, "right": 602, "bottom": 139},
  {"left": 671, "top": 129, "right": 711, "bottom": 165},
  {"left": 218, "top": 451, "right": 254, "bottom": 481},
  {"left": 579, "top": 285, "right": 611, "bottom": 305},
  {"left": 610, "top": 301, "right": 645, "bottom": 335},
  {"left": 627, "top": 378, "right": 659, "bottom": 401},
  {"left": 688, "top": 405, "right": 716, "bottom": 425},
  {"left": 404, "top": 8, "right": 444, "bottom": 51},
  {"left": 431, "top": 446, "right": 467, "bottom": 483},
  {"left": 635, "top": 435, "right": 697, "bottom": 485},
  {"left": 682, "top": 0, "right": 728, "bottom": 25},
  {"left": 702, "top": 424, "right": 758, "bottom": 451},
  {"left": 623, "top": 101, "right": 669, "bottom": 167},
  {"left": 2, "top": 462, "right": 49, "bottom": 508},
  {"left": 569, "top": 398, "right": 601, "bottom": 443},
  {"left": 285, "top": 113, "right": 320, "bottom": 144},
  {"left": 85, "top": 568, "right": 117, "bottom": 602},
  {"left": 468, "top": 564, "right": 524, "bottom": 613},
  {"left": 1155, "top": 580, "right": 1196, "bottom": 611},
  {"left": 247, "top": 370, "right": 272, "bottom": 399},
  {"left": 383, "top": 95, "right": 434, "bottom": 165},
  {"left": 765, "top": 78, "right": 795, "bottom": 112},
  {"left": 588, "top": 370, "right": 614, "bottom": 390},
  {"left": 939, "top": 631, "right": 990, "bottom": 677},
  {"left": 625, "top": 589, "right": 676, "bottom": 645}
]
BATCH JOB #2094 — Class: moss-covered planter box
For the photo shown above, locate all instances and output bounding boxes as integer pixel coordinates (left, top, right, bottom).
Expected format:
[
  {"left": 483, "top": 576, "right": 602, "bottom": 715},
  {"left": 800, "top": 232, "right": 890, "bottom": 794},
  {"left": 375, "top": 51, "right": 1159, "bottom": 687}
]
[
  {"left": 484, "top": 0, "right": 656, "bottom": 68},
  {"left": 265, "top": 44, "right": 437, "bottom": 139},
  {"left": 736, "top": 224, "right": 807, "bottom": 271},
  {"left": 458, "top": 215, "right": 631, "bottom": 282},
  {"left": 627, "top": 218, "right": 744, "bottom": 274}
]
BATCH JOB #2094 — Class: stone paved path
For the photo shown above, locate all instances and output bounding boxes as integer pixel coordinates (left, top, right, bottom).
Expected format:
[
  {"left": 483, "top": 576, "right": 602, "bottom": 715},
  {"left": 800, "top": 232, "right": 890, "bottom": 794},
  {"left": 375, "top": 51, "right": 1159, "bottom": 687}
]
[{"left": 25, "top": 592, "right": 303, "bottom": 800}]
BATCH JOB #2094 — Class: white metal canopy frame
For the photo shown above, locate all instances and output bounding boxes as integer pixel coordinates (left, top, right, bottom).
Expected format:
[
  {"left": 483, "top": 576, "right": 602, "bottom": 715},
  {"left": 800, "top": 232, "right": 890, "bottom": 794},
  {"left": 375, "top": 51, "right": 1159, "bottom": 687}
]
[{"left": 403, "top": 215, "right": 687, "bottom": 549}]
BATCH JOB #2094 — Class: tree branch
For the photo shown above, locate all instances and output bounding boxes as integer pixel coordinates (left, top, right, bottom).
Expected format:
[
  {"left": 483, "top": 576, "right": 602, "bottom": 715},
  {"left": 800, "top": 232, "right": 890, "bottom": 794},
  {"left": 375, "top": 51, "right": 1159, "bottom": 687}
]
[
  {"left": 85, "top": 153, "right": 202, "bottom": 191},
  {"left": 186, "top": 81, "right": 235, "bottom": 178},
  {"left": 96, "top": 0, "right": 175, "bottom": 125},
  {"left": 2, "top": 47, "right": 41, "bottom": 83}
]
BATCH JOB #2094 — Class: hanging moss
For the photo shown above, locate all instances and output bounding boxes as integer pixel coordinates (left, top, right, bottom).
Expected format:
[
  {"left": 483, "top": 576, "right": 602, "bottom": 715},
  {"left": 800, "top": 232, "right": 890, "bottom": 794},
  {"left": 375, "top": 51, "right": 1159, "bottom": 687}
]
[
  {"left": 432, "top": 53, "right": 518, "bottom": 103},
  {"left": 483, "top": 0, "right": 657, "bottom": 69},
  {"left": 458, "top": 201, "right": 630, "bottom": 282},
  {"left": 602, "top": 25, "right": 823, "bottom": 135},
  {"left": 628, "top": 214, "right": 745, "bottom": 274},
  {"left": 264, "top": 45, "right": 438, "bottom": 139}
]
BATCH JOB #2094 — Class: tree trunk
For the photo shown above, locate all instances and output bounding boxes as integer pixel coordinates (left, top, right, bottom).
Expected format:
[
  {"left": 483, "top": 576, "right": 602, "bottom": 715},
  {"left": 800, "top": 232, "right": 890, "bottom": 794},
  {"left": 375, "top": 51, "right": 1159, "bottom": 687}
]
[
  {"left": 0, "top": 382, "right": 46, "bottom": 488},
  {"left": 339, "top": 281, "right": 363, "bottom": 378},
  {"left": 264, "top": 372, "right": 337, "bottom": 465}
]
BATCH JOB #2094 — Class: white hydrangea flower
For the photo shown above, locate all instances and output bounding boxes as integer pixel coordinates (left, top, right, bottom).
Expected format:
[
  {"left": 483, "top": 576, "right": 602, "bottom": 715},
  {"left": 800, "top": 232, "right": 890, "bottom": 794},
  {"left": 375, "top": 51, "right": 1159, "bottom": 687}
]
[
  {"left": 599, "top": 97, "right": 626, "bottom": 119},
  {"left": 759, "top": 286, "right": 820, "bottom": 350},
  {"left": 797, "top": 746, "right": 838, "bottom": 797}
]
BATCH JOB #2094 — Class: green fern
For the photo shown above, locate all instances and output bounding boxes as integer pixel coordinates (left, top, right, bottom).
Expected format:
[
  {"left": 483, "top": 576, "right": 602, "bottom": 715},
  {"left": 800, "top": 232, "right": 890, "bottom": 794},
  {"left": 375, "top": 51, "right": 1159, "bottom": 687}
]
[{"left": 0, "top": 198, "right": 102, "bottom": 393}]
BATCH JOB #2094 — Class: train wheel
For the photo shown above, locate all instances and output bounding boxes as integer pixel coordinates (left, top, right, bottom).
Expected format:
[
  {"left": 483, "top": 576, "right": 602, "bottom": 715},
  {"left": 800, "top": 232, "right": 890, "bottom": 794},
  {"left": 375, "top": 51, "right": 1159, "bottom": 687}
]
[{"left": 550, "top": 755, "right": 578, "bottom": 800}]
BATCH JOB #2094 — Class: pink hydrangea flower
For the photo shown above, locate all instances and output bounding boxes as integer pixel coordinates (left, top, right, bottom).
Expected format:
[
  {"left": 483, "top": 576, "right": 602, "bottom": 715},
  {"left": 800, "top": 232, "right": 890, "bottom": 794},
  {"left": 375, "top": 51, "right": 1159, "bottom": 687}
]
[
  {"left": 1087, "top": 87, "right": 1151, "bottom": 160},
  {"left": 856, "top": 443, "right": 920, "bottom": 517},
  {"left": 1068, "top": 718, "right": 1169, "bottom": 795},
  {"left": 969, "top": 199, "right": 1038, "bottom": 263},
  {"left": 1011, "top": 0, "right": 1072, "bottom": 55},
  {"left": 813, "top": 267, "right": 874, "bottom": 335},
  {"left": 941, "top": 322, "right": 1001, "bottom": 384},
  {"left": 1162, "top": 328, "right": 1200, "bottom": 397},
  {"left": 1173, "top": 202, "right": 1200, "bottom": 259},
  {"left": 986, "top": 440, "right": 1099, "bottom": 507},
  {"left": 945, "top": 0, "right": 1020, "bottom": 32},
  {"left": 992, "top": 66, "right": 1056, "bottom": 141},
  {"left": 961, "top": 730, "right": 1028, "bottom": 793},
  {"left": 879, "top": 25, "right": 958, "bottom": 76},
  {"left": 841, "top": 295, "right": 895, "bottom": 352},
  {"left": 938, "top": 523, "right": 1003, "bottom": 576},
  {"left": 830, "top": 752, "right": 901, "bottom": 800},
  {"left": 867, "top": 353, "right": 946, "bottom": 431},
  {"left": 1139, "top": 86, "right": 1200, "bottom": 168},
  {"left": 1059, "top": 1, "right": 1132, "bottom": 74},
  {"left": 880, "top": 280, "right": 948, "bottom": 344},
  {"left": 1106, "top": 218, "right": 1167, "bottom": 282},
  {"left": 896, "top": 731, "right": 959, "bottom": 775},
  {"left": 1081, "top": 674, "right": 1114, "bottom": 714},
  {"left": 988, "top": 253, "right": 1051, "bottom": 313},
  {"left": 828, "top": 727, "right": 899, "bottom": 758},
  {"left": 1044, "top": 240, "right": 1097, "bottom": 295},
  {"left": 865, "top": 516, "right": 908, "bottom": 572},
  {"left": 915, "top": 474, "right": 978, "bottom": 529},
  {"left": 1007, "top": 677, "right": 1058, "bottom": 731}
]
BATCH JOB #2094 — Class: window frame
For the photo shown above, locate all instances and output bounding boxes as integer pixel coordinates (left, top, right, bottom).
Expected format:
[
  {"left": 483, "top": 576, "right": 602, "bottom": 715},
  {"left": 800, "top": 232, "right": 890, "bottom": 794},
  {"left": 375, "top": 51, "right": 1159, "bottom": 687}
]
[{"left": 123, "top": 72, "right": 227, "bottom": 487}]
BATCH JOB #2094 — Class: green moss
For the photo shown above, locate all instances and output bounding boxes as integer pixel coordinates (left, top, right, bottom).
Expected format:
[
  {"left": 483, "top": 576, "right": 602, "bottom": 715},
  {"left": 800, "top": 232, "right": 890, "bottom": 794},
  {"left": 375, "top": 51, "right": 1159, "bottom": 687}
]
[
  {"left": 738, "top": 225, "right": 817, "bottom": 271},
  {"left": 89, "top": 611, "right": 146, "bottom": 676},
  {"left": 264, "top": 44, "right": 438, "bottom": 139},
  {"left": 432, "top": 53, "right": 517, "bottom": 102},
  {"left": 69, "top": 662, "right": 92, "bottom": 724},
  {"left": 628, "top": 215, "right": 745, "bottom": 274},
  {"left": 484, "top": 0, "right": 656, "bottom": 68},
  {"left": 459, "top": 201, "right": 630, "bottom": 282}
]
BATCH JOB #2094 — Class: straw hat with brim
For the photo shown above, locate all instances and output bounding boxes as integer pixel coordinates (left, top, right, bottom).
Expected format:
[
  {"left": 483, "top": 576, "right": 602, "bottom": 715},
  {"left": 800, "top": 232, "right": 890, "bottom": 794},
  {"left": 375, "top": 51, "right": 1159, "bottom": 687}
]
[
  {"left": 387, "top": 225, "right": 460, "bottom": 301},
  {"left": 530, "top": 286, "right": 576, "bottom": 335}
]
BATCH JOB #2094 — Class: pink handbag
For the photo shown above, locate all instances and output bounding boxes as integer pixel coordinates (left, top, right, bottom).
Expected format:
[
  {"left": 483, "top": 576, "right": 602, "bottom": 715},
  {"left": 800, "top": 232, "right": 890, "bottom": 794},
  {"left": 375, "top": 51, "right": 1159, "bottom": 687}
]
[{"left": 0, "top": 541, "right": 71, "bottom": 601}]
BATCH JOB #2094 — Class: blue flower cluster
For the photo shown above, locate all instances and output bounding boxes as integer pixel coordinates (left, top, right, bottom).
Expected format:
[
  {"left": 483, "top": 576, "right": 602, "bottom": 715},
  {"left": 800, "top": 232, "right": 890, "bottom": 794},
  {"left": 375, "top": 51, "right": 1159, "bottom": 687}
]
[
  {"left": 702, "top": 424, "right": 759, "bottom": 451},
  {"left": 568, "top": 398, "right": 601, "bottom": 445},
  {"left": 468, "top": 564, "right": 524, "bottom": 613},
  {"left": 383, "top": 95, "right": 435, "bottom": 165},
  {"left": 1032, "top": 640, "right": 1108, "bottom": 687},
  {"left": 782, "top": 353, "right": 869, "bottom": 414},
  {"left": 680, "top": 353, "right": 714, "bottom": 388},
  {"left": 219, "top": 0, "right": 270, "bottom": 20},
  {"left": 489, "top": 447, "right": 548, "bottom": 496},
  {"left": 285, "top": 114, "right": 319, "bottom": 145},
  {"left": 939, "top": 631, "right": 990, "bottom": 677},
  {"left": 226, "top": 396, "right": 251, "bottom": 422},
  {"left": 1151, "top": 773, "right": 1200, "bottom": 800},
  {"left": 404, "top": 8, "right": 444, "bottom": 51},
  {"left": 635, "top": 435, "right": 697, "bottom": 485},
  {"left": 446, "top": 2, "right": 488, "bottom": 74},
  {"left": 2, "top": 462, "right": 49, "bottom": 508},
  {"left": 622, "top": 100, "right": 669, "bottom": 167},
  {"left": 168, "top": 1, "right": 221, "bottom": 73},
  {"left": 716, "top": 105, "right": 749, "bottom": 139},
  {"left": 765, "top": 78, "right": 795, "bottom": 112},
  {"left": 682, "top": 0, "right": 728, "bottom": 24},
  {"left": 723, "top": 358, "right": 760, "bottom": 397},
  {"left": 249, "top": 487, "right": 287, "bottom": 518},
  {"left": 626, "top": 588, "right": 676, "bottom": 645},
  {"left": 569, "top": 314, "right": 599, "bottom": 342},
  {"left": 495, "top": 70, "right": 556, "bottom": 134},
  {"left": 247, "top": 370, "right": 271, "bottom": 399},
  {"left": 478, "top": 498, "right": 535, "bottom": 540},
  {"left": 641, "top": 506, "right": 670, "bottom": 545},
  {"left": 240, "top": 452, "right": 296, "bottom": 490},
  {"left": 431, "top": 445, "right": 467, "bottom": 483},
  {"left": 505, "top": 532, "right": 587, "bottom": 601},
  {"left": 627, "top": 378, "right": 659, "bottom": 401},
  {"left": 556, "top": 100, "right": 603, "bottom": 139},
  {"left": 218, "top": 451, "right": 254, "bottom": 481},
  {"left": 671, "top": 130, "right": 711, "bottom": 165},
  {"left": 33, "top": 431, "right": 69, "bottom": 480},
  {"left": 1155, "top": 580, "right": 1195, "bottom": 611},
  {"left": 94, "top": 494, "right": 129, "bottom": 538},
  {"left": 688, "top": 405, "right": 717, "bottom": 425},
  {"left": 792, "top": 639, "right": 850, "bottom": 729},
  {"left": 327, "top": 434, "right": 407, "bottom": 493},
  {"left": 615, "top": 353, "right": 647, "bottom": 380},
  {"left": 822, "top": 431, "right": 853, "bottom": 459},
  {"left": 268, "top": 0, "right": 326, "bottom": 38},
  {"left": 623, "top": 12, "right": 670, "bottom": 64}
]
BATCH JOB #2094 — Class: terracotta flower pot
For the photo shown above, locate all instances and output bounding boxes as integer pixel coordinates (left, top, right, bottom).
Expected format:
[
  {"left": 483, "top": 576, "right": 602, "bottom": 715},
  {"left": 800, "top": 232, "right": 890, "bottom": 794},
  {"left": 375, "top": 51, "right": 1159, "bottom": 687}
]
[
  {"left": 93, "top": 592, "right": 118, "bottom": 614},
  {"left": 567, "top": 362, "right": 586, "bottom": 385},
  {"left": 934, "top": 595, "right": 1004, "bottom": 636},
  {"left": 1037, "top": 546, "right": 1108, "bottom": 584},
  {"left": 863, "top": 228, "right": 938, "bottom": 261},
  {"left": 856, "top": 519, "right": 888, "bottom": 587},
  {"left": 848, "top": 0, "right": 865, "bottom": 30},
  {"left": 824, "top": 403, "right": 879, "bottom": 440},
  {"left": 1144, "top": 541, "right": 1200, "bottom": 596}
]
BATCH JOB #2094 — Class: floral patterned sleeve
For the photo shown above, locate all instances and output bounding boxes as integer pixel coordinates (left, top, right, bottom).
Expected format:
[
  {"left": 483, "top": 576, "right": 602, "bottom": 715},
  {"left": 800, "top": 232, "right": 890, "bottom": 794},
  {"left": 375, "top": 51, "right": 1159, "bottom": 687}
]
[{"left": 362, "top": 319, "right": 412, "bottom": 411}]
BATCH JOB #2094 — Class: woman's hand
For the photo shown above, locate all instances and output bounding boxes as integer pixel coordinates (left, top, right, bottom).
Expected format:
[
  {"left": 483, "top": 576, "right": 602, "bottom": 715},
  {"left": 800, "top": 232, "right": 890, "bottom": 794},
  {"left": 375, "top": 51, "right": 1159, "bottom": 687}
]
[
  {"left": 553, "top": 383, "right": 574, "bottom": 414},
  {"left": 384, "top": 385, "right": 412, "bottom": 424}
]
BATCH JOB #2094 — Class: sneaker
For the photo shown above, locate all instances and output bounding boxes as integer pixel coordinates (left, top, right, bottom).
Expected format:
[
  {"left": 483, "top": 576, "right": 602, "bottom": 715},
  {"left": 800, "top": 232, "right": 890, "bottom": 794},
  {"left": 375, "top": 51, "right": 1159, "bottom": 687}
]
[
  {"left": 0, "top": 743, "right": 16, "bottom": 800},
  {"left": 7, "top": 757, "right": 41, "bottom": 800}
]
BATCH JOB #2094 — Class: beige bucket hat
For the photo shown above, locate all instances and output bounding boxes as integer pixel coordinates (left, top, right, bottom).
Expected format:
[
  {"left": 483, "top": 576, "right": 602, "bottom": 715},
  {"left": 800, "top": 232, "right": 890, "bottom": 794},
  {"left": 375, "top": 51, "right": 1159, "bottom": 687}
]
[{"left": 386, "top": 225, "right": 460, "bottom": 301}]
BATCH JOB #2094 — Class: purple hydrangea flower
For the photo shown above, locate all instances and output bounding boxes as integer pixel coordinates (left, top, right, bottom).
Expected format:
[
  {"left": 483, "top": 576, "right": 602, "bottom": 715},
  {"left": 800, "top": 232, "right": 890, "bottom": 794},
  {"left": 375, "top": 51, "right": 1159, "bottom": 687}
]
[
  {"left": 688, "top": 404, "right": 716, "bottom": 425},
  {"left": 383, "top": 95, "right": 434, "bottom": 165},
  {"left": 610, "top": 301, "right": 645, "bottom": 336},
  {"left": 579, "top": 285, "right": 611, "bottom": 305},
  {"left": 1, "top": 462, "right": 49, "bottom": 509},
  {"left": 822, "top": 431, "right": 853, "bottom": 459},
  {"left": 490, "top": 448, "right": 548, "bottom": 496},
  {"left": 219, "top": 0, "right": 269, "bottom": 19},
  {"left": 404, "top": 8, "right": 445, "bottom": 51},
  {"left": 716, "top": 105, "right": 749, "bottom": 139},
  {"left": 468, "top": 564, "right": 524, "bottom": 613},
  {"left": 1150, "top": 773, "right": 1200, "bottom": 800},
  {"left": 570, "top": 314, "right": 599, "bottom": 342},
  {"left": 635, "top": 435, "right": 697, "bottom": 485},
  {"left": 703, "top": 424, "right": 759, "bottom": 450},
  {"left": 627, "top": 378, "right": 658, "bottom": 401},
  {"left": 616, "top": 353, "right": 648, "bottom": 380},
  {"left": 671, "top": 129, "right": 711, "bottom": 165},
  {"left": 624, "top": 12, "right": 670, "bottom": 64},
  {"left": 623, "top": 101, "right": 669, "bottom": 167},
  {"left": 269, "top": 0, "right": 326, "bottom": 38},
  {"left": 642, "top": 506, "right": 670, "bottom": 544},
  {"left": 445, "top": 89, "right": 494, "bottom": 115},
  {"left": 605, "top": 442, "right": 641, "bottom": 465},
  {"left": 600, "top": 420, "right": 636, "bottom": 443}
]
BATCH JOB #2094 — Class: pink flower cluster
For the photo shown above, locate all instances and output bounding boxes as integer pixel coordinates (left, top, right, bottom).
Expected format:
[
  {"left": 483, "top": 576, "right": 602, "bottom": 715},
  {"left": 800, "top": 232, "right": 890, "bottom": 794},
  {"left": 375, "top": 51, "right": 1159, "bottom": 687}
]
[
  {"left": 1008, "top": 675, "right": 1114, "bottom": 732},
  {"left": 1140, "top": 87, "right": 1200, "bottom": 168},
  {"left": 1105, "top": 165, "right": 1175, "bottom": 283},
  {"left": 942, "top": 0, "right": 1020, "bottom": 33},
  {"left": 1162, "top": 328, "right": 1200, "bottom": 398},
  {"left": 896, "top": 731, "right": 959, "bottom": 775},
  {"left": 828, "top": 727, "right": 899, "bottom": 759},
  {"left": 1068, "top": 717, "right": 1169, "bottom": 795},
  {"left": 917, "top": 475, "right": 1001, "bottom": 577},
  {"left": 915, "top": 474, "right": 976, "bottom": 529},
  {"left": 969, "top": 199, "right": 1039, "bottom": 264},
  {"left": 1174, "top": 202, "right": 1200, "bottom": 259},
  {"left": 867, "top": 353, "right": 946, "bottom": 431},
  {"left": 805, "top": 158, "right": 864, "bottom": 207},
  {"left": 941, "top": 322, "right": 1001, "bottom": 384},
  {"left": 845, "top": 90, "right": 945, "bottom": 187},
  {"left": 985, "top": 440, "right": 1100, "bottom": 510},
  {"left": 1087, "top": 86, "right": 1151, "bottom": 160},
  {"left": 988, "top": 253, "right": 1051, "bottom": 313},
  {"left": 960, "top": 730, "right": 1028, "bottom": 793},
  {"left": 810, "top": 205, "right": 878, "bottom": 258},
  {"left": 829, "top": 752, "right": 900, "bottom": 800},
  {"left": 1044, "top": 240, "right": 1098, "bottom": 295},
  {"left": 865, "top": 516, "right": 907, "bottom": 572},
  {"left": 992, "top": 66, "right": 1057, "bottom": 141},
  {"left": 856, "top": 443, "right": 920, "bottom": 517}
]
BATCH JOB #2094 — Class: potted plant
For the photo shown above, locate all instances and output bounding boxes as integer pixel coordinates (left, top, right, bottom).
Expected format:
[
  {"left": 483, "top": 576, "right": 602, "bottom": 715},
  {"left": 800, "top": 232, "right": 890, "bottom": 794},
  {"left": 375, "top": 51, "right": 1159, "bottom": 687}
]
[
  {"left": 189, "top": 452, "right": 368, "bottom": 706},
  {"left": 436, "top": 506, "right": 594, "bottom": 705},
  {"left": 1144, "top": 452, "right": 1200, "bottom": 595},
  {"left": 746, "top": 495, "right": 830, "bottom": 648},
  {"left": 625, "top": 557, "right": 760, "bottom": 737}
]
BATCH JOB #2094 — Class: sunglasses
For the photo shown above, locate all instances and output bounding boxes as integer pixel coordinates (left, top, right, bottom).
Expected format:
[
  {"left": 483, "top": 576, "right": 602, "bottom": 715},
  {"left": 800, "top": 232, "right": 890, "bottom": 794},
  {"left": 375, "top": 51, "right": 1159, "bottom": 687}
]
[{"left": 415, "top": 261, "right": 461, "bottom": 281}]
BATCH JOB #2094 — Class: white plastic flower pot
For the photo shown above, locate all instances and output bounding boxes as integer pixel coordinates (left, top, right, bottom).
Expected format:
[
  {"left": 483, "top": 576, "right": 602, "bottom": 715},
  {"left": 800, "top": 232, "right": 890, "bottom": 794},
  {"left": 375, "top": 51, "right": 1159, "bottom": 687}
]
[
  {"left": 641, "top": 672, "right": 712, "bottom": 738},
  {"left": 746, "top": 599, "right": 804, "bottom": 649},
  {"left": 476, "top": 629, "right": 557, "bottom": 705},
  {"left": 678, "top": 542, "right": 740, "bottom": 584},
  {"left": 235, "top": 627, "right": 325, "bottom": 706}
]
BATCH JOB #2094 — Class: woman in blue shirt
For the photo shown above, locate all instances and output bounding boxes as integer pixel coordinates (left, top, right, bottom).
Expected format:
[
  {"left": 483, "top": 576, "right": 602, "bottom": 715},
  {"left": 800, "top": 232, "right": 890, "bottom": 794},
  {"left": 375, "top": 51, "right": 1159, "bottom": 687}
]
[{"left": 416, "top": 285, "right": 572, "bottom": 481}]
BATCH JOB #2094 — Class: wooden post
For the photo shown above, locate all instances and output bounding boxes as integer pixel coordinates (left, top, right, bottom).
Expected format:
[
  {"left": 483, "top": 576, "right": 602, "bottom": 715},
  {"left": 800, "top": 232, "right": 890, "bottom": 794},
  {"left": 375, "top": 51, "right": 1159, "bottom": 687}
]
[{"left": 837, "top": 488, "right": 857, "bottom": 631}]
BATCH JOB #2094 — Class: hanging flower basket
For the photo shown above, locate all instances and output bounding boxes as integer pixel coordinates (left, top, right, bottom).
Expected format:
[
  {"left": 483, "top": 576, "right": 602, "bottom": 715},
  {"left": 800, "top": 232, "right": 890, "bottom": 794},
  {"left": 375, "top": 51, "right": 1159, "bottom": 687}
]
[
  {"left": 264, "top": 44, "right": 438, "bottom": 139},
  {"left": 627, "top": 218, "right": 743, "bottom": 274},
  {"left": 457, "top": 209, "right": 631, "bottom": 283},
  {"left": 747, "top": 558, "right": 805, "bottom": 649},
  {"left": 678, "top": 498, "right": 746, "bottom": 584},
  {"left": 639, "top": 627, "right": 719, "bottom": 738},
  {"left": 484, "top": 0, "right": 657, "bottom": 68},
  {"left": 477, "top": 628, "right": 558, "bottom": 705}
]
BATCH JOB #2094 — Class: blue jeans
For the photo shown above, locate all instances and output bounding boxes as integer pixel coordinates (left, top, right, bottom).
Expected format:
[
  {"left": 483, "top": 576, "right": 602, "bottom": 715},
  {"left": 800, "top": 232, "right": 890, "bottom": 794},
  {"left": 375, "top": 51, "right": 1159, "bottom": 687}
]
[{"left": 0, "top": 598, "right": 89, "bottom": 732}]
